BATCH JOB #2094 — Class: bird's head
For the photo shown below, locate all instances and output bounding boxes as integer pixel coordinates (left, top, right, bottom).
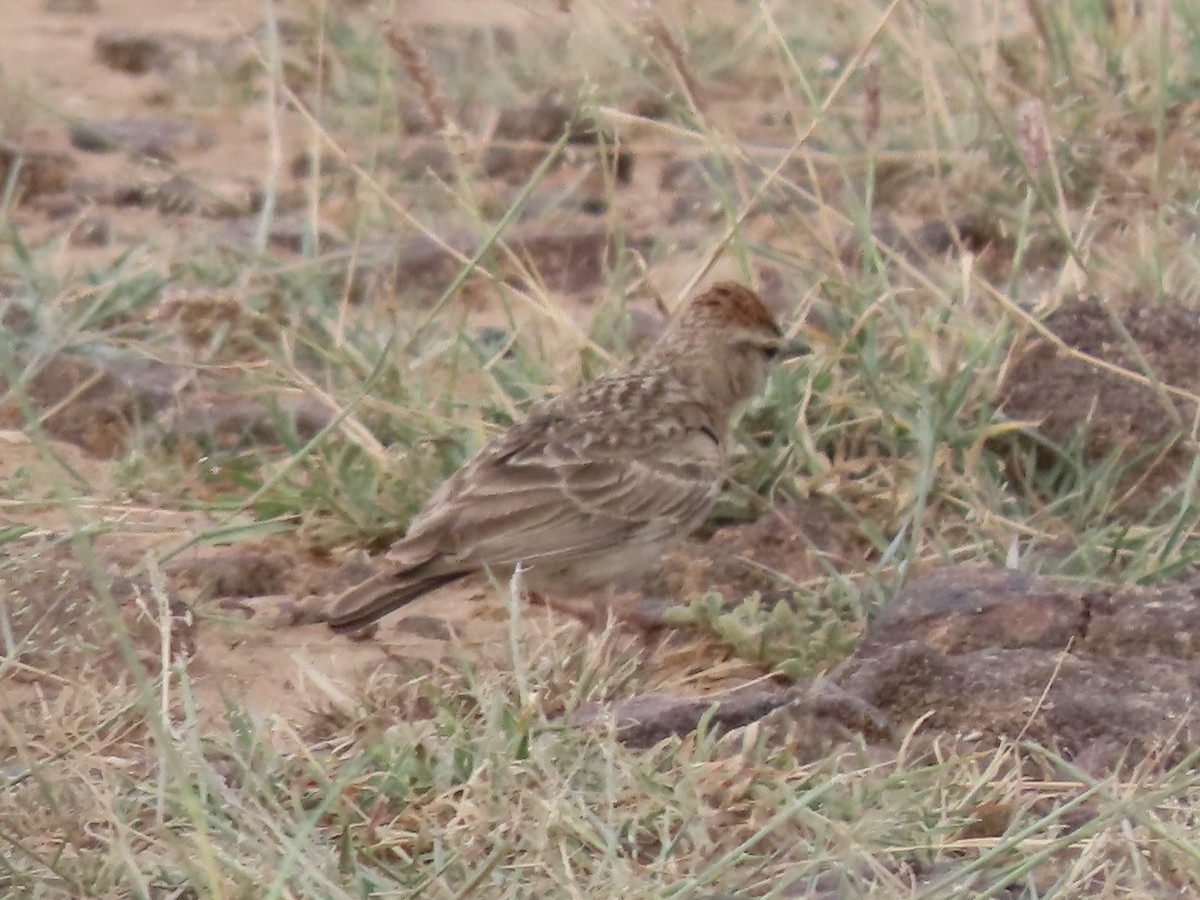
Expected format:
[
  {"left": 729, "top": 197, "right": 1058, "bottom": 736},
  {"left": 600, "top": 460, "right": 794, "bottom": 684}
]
[{"left": 644, "top": 281, "right": 808, "bottom": 419}]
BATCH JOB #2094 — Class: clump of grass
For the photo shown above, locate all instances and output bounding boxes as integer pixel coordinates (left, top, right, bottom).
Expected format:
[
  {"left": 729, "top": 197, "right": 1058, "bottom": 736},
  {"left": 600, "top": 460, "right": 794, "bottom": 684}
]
[
  {"left": 665, "top": 587, "right": 863, "bottom": 679},
  {"left": 6, "top": 609, "right": 1200, "bottom": 895}
]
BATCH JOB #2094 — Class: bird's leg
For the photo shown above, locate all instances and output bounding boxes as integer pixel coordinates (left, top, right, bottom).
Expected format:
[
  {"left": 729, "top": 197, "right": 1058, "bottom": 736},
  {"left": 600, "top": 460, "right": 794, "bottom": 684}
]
[
  {"left": 525, "top": 589, "right": 601, "bottom": 628},
  {"left": 527, "top": 589, "right": 668, "bottom": 636},
  {"left": 507, "top": 559, "right": 595, "bottom": 626}
]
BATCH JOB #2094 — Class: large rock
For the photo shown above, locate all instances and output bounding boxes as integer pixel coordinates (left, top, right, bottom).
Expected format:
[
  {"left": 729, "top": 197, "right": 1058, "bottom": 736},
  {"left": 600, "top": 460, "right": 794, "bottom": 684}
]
[
  {"left": 568, "top": 565, "right": 1200, "bottom": 773},
  {"left": 999, "top": 296, "right": 1200, "bottom": 515}
]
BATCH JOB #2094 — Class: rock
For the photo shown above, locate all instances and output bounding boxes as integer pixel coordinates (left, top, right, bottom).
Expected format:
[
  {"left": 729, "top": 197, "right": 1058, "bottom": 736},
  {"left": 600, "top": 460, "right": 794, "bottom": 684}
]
[
  {"left": 567, "top": 677, "right": 889, "bottom": 755},
  {"left": 289, "top": 149, "right": 344, "bottom": 180},
  {"left": 374, "top": 231, "right": 474, "bottom": 290},
  {"left": 94, "top": 29, "right": 172, "bottom": 74},
  {"left": 394, "top": 615, "right": 455, "bottom": 641},
  {"left": 353, "top": 223, "right": 651, "bottom": 300},
  {"left": 480, "top": 144, "right": 551, "bottom": 182},
  {"left": 1082, "top": 579, "right": 1200, "bottom": 658},
  {"left": 313, "top": 559, "right": 377, "bottom": 596},
  {"left": 493, "top": 101, "right": 598, "bottom": 145},
  {"left": 0, "top": 354, "right": 182, "bottom": 457},
  {"left": 834, "top": 641, "right": 1199, "bottom": 773},
  {"left": 216, "top": 214, "right": 341, "bottom": 254},
  {"left": 856, "top": 565, "right": 1086, "bottom": 656},
  {"left": 69, "top": 117, "right": 217, "bottom": 161},
  {"left": 627, "top": 92, "right": 671, "bottom": 120},
  {"left": 36, "top": 194, "right": 83, "bottom": 220},
  {"left": 999, "top": 296, "right": 1200, "bottom": 514},
  {"left": 68, "top": 176, "right": 108, "bottom": 204},
  {"left": 109, "top": 173, "right": 254, "bottom": 217},
  {"left": 92, "top": 29, "right": 255, "bottom": 79},
  {"left": 44, "top": 0, "right": 100, "bottom": 11},
  {"left": 650, "top": 497, "right": 854, "bottom": 606},
  {"left": 482, "top": 101, "right": 632, "bottom": 184},
  {"left": 166, "top": 551, "right": 287, "bottom": 599},
  {"left": 568, "top": 564, "right": 1200, "bottom": 774},
  {"left": 157, "top": 393, "right": 335, "bottom": 448},
  {"left": 839, "top": 212, "right": 1010, "bottom": 269},
  {"left": 397, "top": 101, "right": 439, "bottom": 136},
  {"left": 658, "top": 153, "right": 813, "bottom": 223},
  {"left": 397, "top": 141, "right": 457, "bottom": 179},
  {"left": 154, "top": 173, "right": 209, "bottom": 215},
  {"left": 69, "top": 215, "right": 112, "bottom": 246},
  {"left": 568, "top": 686, "right": 795, "bottom": 749},
  {"left": 277, "top": 594, "right": 330, "bottom": 627},
  {"left": 0, "top": 142, "right": 75, "bottom": 201},
  {"left": 500, "top": 225, "right": 628, "bottom": 294}
]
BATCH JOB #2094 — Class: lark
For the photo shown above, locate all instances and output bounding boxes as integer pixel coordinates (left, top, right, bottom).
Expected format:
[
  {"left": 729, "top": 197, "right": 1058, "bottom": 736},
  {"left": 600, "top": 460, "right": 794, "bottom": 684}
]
[{"left": 327, "top": 281, "right": 806, "bottom": 634}]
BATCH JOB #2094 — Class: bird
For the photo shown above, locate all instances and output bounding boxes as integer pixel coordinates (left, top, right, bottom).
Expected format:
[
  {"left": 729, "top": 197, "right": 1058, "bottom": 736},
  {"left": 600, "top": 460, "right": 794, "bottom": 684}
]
[{"left": 327, "top": 281, "right": 807, "bottom": 634}]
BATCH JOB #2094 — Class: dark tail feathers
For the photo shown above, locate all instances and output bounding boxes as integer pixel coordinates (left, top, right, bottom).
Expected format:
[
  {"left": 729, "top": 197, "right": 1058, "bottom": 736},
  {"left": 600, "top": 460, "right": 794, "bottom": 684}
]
[{"left": 327, "top": 567, "right": 467, "bottom": 634}]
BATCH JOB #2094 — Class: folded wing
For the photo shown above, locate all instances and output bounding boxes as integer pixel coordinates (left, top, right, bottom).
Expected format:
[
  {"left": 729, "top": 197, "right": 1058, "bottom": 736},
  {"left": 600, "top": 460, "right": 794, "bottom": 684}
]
[{"left": 399, "top": 386, "right": 724, "bottom": 570}]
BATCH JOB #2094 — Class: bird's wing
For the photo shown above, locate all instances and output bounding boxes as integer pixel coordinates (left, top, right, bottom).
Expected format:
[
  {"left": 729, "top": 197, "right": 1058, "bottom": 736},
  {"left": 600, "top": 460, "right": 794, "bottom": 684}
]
[{"left": 394, "top": 381, "right": 724, "bottom": 569}]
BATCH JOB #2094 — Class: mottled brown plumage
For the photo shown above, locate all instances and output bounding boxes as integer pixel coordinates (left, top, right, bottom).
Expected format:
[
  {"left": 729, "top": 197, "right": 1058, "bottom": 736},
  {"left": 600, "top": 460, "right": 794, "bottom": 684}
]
[{"left": 327, "top": 281, "right": 804, "bottom": 634}]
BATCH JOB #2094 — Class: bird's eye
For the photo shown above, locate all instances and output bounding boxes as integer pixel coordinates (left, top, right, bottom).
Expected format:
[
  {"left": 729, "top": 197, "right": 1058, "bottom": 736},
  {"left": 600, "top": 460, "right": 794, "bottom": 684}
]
[{"left": 738, "top": 339, "right": 780, "bottom": 360}]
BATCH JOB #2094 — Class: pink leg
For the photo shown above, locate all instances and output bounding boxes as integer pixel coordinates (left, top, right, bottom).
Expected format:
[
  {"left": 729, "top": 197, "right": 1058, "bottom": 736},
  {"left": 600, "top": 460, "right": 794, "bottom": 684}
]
[{"left": 526, "top": 591, "right": 667, "bottom": 634}]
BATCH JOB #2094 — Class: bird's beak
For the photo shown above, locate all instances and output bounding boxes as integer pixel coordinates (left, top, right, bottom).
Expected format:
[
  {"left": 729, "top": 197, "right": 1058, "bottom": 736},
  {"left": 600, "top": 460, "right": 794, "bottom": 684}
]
[{"left": 777, "top": 337, "right": 811, "bottom": 360}]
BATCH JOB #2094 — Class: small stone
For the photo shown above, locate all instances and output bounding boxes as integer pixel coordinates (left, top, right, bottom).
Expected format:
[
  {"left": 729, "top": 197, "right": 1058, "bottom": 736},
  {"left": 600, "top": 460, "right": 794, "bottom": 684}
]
[
  {"left": 0, "top": 142, "right": 75, "bottom": 200},
  {"left": 43, "top": 0, "right": 99, "bottom": 12},
  {"left": 394, "top": 615, "right": 454, "bottom": 641},
  {"left": 94, "top": 29, "right": 171, "bottom": 74},
  {"left": 69, "top": 216, "right": 112, "bottom": 247},
  {"left": 38, "top": 195, "right": 82, "bottom": 220},
  {"left": 69, "top": 117, "right": 217, "bottom": 161}
]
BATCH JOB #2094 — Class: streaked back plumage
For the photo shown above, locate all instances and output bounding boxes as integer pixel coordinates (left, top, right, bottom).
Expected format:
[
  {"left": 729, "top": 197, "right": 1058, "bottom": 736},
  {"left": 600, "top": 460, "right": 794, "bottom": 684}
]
[{"left": 327, "top": 281, "right": 795, "bottom": 634}]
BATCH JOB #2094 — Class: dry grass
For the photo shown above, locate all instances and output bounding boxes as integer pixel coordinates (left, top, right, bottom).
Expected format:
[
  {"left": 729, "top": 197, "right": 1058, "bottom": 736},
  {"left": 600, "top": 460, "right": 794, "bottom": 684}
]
[{"left": 4, "top": 0, "right": 1200, "bottom": 895}]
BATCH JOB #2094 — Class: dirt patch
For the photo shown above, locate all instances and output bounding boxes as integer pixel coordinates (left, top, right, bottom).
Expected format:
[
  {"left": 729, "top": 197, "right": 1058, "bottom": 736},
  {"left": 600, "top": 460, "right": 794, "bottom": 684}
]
[
  {"left": 0, "top": 538, "right": 195, "bottom": 692},
  {"left": 341, "top": 222, "right": 654, "bottom": 303},
  {"left": 999, "top": 295, "right": 1200, "bottom": 513},
  {"left": 0, "top": 141, "right": 76, "bottom": 200},
  {"left": 0, "top": 348, "right": 341, "bottom": 458},
  {"left": 0, "top": 353, "right": 180, "bottom": 457},
  {"left": 1, "top": 493, "right": 815, "bottom": 738},
  {"left": 0, "top": 527, "right": 434, "bottom": 728}
]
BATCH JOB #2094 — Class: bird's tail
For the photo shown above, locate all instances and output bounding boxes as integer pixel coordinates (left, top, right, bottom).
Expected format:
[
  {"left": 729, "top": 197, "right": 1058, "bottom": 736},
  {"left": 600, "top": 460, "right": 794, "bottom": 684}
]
[{"left": 327, "top": 564, "right": 467, "bottom": 634}]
